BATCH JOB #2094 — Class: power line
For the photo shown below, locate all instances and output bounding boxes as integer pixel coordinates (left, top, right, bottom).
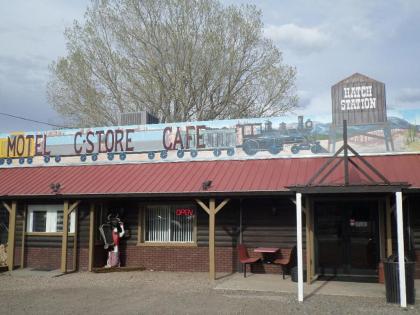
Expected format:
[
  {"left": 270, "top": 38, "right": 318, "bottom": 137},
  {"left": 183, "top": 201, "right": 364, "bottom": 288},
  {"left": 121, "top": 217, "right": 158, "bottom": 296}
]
[{"left": 0, "top": 112, "right": 72, "bottom": 129}]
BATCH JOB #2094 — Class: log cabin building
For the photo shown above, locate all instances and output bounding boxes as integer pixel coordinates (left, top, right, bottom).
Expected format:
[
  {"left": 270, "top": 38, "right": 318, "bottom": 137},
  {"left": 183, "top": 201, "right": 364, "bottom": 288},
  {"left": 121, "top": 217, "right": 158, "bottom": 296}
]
[
  {"left": 1, "top": 151, "right": 420, "bottom": 278},
  {"left": 0, "top": 107, "right": 419, "bottom": 307}
]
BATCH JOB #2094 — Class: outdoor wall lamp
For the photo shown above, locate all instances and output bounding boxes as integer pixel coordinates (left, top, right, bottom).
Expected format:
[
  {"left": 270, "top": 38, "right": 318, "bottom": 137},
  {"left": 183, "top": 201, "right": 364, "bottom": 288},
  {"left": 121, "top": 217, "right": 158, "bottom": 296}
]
[
  {"left": 50, "top": 182, "right": 61, "bottom": 193},
  {"left": 202, "top": 180, "right": 212, "bottom": 190}
]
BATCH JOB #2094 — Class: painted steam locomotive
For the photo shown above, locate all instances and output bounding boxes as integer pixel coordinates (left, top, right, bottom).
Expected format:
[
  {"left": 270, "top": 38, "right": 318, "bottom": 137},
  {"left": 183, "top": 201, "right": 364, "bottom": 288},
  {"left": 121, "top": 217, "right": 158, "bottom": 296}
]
[{"left": 237, "top": 116, "right": 322, "bottom": 155}]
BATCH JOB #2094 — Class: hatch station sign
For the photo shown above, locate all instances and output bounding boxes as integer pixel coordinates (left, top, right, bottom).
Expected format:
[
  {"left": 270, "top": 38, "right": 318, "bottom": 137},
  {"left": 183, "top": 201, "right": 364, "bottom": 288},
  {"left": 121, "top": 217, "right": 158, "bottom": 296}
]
[
  {"left": 331, "top": 73, "right": 387, "bottom": 126},
  {"left": 340, "top": 86, "right": 376, "bottom": 111}
]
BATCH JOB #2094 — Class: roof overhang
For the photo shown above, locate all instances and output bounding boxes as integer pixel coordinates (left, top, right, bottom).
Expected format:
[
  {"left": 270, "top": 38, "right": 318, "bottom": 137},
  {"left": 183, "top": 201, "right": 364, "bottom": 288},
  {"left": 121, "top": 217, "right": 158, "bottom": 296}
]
[
  {"left": 0, "top": 190, "right": 294, "bottom": 200},
  {"left": 288, "top": 183, "right": 411, "bottom": 194}
]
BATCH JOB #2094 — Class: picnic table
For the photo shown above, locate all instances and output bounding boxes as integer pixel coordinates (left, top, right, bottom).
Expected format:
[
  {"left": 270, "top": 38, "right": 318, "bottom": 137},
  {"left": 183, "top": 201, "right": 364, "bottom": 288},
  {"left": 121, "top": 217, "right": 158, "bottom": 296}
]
[{"left": 254, "top": 247, "right": 279, "bottom": 264}]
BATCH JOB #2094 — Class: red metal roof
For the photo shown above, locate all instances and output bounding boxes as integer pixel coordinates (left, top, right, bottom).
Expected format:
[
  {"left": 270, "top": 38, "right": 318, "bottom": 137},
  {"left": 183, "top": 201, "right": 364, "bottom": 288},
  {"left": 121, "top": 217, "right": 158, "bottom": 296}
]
[{"left": 0, "top": 154, "right": 419, "bottom": 197}]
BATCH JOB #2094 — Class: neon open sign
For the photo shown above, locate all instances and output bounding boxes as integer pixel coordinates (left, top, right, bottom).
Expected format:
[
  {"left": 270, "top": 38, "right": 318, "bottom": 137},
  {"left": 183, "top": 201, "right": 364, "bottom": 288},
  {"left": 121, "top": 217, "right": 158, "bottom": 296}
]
[{"left": 175, "top": 208, "right": 194, "bottom": 216}]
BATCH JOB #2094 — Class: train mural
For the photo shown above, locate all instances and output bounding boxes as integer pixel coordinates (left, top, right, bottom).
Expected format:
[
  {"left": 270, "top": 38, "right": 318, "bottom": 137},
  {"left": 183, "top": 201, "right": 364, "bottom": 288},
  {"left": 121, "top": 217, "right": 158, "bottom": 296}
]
[
  {"left": 0, "top": 112, "right": 418, "bottom": 167},
  {"left": 0, "top": 73, "right": 419, "bottom": 166}
]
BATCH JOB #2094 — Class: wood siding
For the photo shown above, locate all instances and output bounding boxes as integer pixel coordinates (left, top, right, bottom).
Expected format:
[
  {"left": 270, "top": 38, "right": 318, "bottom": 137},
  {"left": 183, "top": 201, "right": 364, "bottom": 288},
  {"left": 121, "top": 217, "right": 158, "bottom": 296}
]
[
  {"left": 197, "top": 199, "right": 240, "bottom": 247},
  {"left": 241, "top": 199, "right": 305, "bottom": 249},
  {"left": 197, "top": 198, "right": 303, "bottom": 248}
]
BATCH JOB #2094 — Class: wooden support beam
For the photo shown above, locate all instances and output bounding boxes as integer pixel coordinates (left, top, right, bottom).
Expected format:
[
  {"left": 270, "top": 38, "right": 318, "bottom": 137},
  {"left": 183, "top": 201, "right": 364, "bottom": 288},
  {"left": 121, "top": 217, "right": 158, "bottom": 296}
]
[
  {"left": 72, "top": 208, "right": 78, "bottom": 272},
  {"left": 68, "top": 201, "right": 81, "bottom": 215},
  {"left": 215, "top": 199, "right": 230, "bottom": 214},
  {"left": 348, "top": 158, "right": 375, "bottom": 183},
  {"left": 378, "top": 200, "right": 386, "bottom": 260},
  {"left": 20, "top": 205, "right": 27, "bottom": 268},
  {"left": 2, "top": 201, "right": 11, "bottom": 213},
  {"left": 318, "top": 158, "right": 342, "bottom": 185},
  {"left": 6, "top": 201, "right": 17, "bottom": 271},
  {"left": 195, "top": 199, "right": 210, "bottom": 215},
  {"left": 88, "top": 203, "right": 95, "bottom": 272},
  {"left": 307, "top": 145, "right": 344, "bottom": 185},
  {"left": 347, "top": 145, "right": 390, "bottom": 184},
  {"left": 386, "top": 196, "right": 393, "bottom": 257},
  {"left": 60, "top": 200, "right": 80, "bottom": 273},
  {"left": 309, "top": 199, "right": 315, "bottom": 283},
  {"left": 305, "top": 197, "right": 311, "bottom": 284},
  {"left": 196, "top": 198, "right": 230, "bottom": 280},
  {"left": 343, "top": 120, "right": 349, "bottom": 186},
  {"left": 61, "top": 201, "right": 69, "bottom": 273},
  {"left": 209, "top": 199, "right": 216, "bottom": 280}
]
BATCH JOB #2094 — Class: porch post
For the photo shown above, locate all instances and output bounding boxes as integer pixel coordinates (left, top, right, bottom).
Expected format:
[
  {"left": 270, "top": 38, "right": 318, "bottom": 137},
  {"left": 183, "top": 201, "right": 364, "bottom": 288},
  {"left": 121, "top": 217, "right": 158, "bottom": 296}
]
[
  {"left": 386, "top": 196, "right": 393, "bottom": 257},
  {"left": 196, "top": 198, "right": 230, "bottom": 280},
  {"left": 61, "top": 201, "right": 69, "bottom": 273},
  {"left": 72, "top": 208, "right": 78, "bottom": 272},
  {"left": 378, "top": 200, "right": 386, "bottom": 260},
  {"left": 20, "top": 205, "right": 27, "bottom": 268},
  {"left": 305, "top": 197, "right": 315, "bottom": 284},
  {"left": 3, "top": 201, "right": 17, "bottom": 271},
  {"left": 309, "top": 199, "right": 315, "bottom": 283},
  {"left": 61, "top": 200, "right": 80, "bottom": 273},
  {"left": 88, "top": 203, "right": 95, "bottom": 272},
  {"left": 296, "top": 193, "right": 304, "bottom": 302},
  {"left": 395, "top": 191, "right": 406, "bottom": 308},
  {"left": 209, "top": 199, "right": 216, "bottom": 280}
]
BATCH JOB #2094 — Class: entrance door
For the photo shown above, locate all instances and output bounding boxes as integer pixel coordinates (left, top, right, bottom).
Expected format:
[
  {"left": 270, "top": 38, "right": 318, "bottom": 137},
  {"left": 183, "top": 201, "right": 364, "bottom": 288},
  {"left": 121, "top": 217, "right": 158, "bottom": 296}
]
[{"left": 315, "top": 200, "right": 379, "bottom": 281}]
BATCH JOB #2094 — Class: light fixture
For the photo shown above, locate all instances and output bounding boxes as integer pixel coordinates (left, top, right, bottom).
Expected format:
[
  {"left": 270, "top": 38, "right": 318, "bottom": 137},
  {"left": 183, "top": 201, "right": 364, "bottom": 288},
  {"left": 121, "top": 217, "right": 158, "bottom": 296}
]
[
  {"left": 202, "top": 180, "right": 212, "bottom": 190},
  {"left": 50, "top": 182, "right": 61, "bottom": 193}
]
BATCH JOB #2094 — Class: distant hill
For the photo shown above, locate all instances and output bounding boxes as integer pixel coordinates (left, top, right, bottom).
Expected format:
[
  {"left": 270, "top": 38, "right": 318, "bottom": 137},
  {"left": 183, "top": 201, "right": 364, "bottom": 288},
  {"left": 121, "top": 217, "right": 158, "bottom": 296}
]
[{"left": 310, "top": 116, "right": 417, "bottom": 136}]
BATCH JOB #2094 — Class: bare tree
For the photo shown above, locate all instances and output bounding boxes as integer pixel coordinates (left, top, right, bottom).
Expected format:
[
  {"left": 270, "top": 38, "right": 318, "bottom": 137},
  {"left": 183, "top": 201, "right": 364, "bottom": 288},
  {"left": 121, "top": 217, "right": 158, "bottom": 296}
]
[{"left": 47, "top": 0, "right": 297, "bottom": 126}]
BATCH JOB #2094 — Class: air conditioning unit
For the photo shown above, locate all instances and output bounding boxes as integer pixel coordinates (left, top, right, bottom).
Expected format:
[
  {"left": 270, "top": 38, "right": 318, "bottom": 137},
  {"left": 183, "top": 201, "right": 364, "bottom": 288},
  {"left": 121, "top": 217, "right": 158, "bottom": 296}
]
[{"left": 119, "top": 112, "right": 159, "bottom": 125}]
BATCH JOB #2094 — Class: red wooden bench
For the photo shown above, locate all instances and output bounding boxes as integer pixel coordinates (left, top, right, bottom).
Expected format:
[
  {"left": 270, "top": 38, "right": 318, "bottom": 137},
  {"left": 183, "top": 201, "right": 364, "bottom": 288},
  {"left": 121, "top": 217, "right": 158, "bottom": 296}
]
[{"left": 273, "top": 246, "right": 296, "bottom": 279}]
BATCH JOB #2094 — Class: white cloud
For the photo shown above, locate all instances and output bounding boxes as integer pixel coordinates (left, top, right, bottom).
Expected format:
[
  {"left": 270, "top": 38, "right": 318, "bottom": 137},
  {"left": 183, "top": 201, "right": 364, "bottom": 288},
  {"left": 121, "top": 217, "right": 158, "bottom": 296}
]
[
  {"left": 396, "top": 88, "right": 420, "bottom": 103},
  {"left": 294, "top": 92, "right": 332, "bottom": 122},
  {"left": 264, "top": 23, "right": 330, "bottom": 54},
  {"left": 0, "top": 0, "right": 87, "bottom": 132},
  {"left": 386, "top": 88, "right": 420, "bottom": 112}
]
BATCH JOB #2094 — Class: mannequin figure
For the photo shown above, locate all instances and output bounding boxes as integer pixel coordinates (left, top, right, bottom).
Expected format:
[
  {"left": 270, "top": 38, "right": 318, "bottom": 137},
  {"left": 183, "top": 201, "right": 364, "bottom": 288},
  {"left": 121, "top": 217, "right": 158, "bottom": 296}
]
[{"left": 105, "top": 215, "right": 125, "bottom": 268}]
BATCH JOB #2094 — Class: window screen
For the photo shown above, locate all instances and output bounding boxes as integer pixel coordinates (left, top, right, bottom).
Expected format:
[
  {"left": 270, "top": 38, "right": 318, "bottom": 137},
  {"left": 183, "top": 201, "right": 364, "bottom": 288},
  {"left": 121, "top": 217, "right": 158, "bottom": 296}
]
[
  {"left": 56, "top": 211, "right": 64, "bottom": 232},
  {"left": 145, "top": 206, "right": 194, "bottom": 243},
  {"left": 33, "top": 211, "right": 47, "bottom": 232}
]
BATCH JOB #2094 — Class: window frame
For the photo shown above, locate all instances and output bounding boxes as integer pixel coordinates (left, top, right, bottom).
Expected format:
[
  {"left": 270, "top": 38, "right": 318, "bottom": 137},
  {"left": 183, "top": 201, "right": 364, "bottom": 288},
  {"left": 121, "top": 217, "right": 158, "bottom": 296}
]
[
  {"left": 27, "top": 204, "right": 75, "bottom": 234},
  {"left": 137, "top": 203, "right": 197, "bottom": 247}
]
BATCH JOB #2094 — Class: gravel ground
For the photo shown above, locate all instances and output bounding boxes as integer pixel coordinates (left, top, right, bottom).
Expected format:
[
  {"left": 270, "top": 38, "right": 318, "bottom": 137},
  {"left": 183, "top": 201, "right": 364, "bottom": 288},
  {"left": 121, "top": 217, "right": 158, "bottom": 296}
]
[{"left": 0, "top": 271, "right": 418, "bottom": 315}]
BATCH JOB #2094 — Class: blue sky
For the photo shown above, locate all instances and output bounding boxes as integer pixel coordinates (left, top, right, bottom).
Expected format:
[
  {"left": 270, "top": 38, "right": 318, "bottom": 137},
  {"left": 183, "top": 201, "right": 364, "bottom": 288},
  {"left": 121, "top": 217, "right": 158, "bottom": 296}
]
[{"left": 1, "top": 0, "right": 420, "bottom": 132}]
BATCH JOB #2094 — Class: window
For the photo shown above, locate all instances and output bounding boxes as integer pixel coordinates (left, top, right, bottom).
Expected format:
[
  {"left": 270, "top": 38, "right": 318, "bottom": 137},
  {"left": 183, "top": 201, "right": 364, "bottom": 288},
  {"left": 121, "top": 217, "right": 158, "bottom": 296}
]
[
  {"left": 56, "top": 211, "right": 64, "bottom": 232},
  {"left": 32, "top": 211, "right": 47, "bottom": 232},
  {"left": 143, "top": 205, "right": 195, "bottom": 243},
  {"left": 27, "top": 204, "right": 75, "bottom": 233}
]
